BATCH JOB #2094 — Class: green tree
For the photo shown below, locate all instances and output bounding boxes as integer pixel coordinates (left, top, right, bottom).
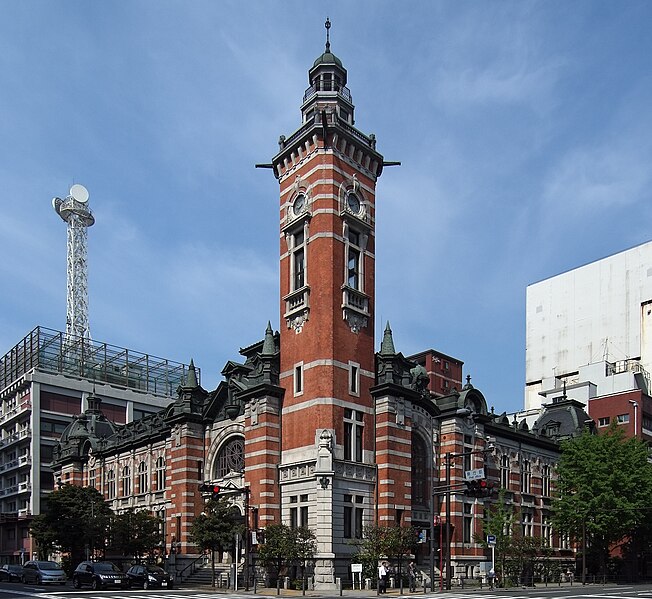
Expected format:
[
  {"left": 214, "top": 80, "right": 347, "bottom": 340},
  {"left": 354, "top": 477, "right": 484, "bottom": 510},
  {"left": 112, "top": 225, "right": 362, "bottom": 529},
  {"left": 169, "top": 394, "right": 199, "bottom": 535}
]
[
  {"left": 476, "top": 488, "right": 517, "bottom": 585},
  {"left": 553, "top": 425, "right": 652, "bottom": 578},
  {"left": 292, "top": 526, "right": 317, "bottom": 588},
  {"left": 109, "top": 509, "right": 162, "bottom": 558},
  {"left": 29, "top": 485, "right": 111, "bottom": 566},
  {"left": 189, "top": 497, "right": 243, "bottom": 587},
  {"left": 257, "top": 524, "right": 294, "bottom": 584},
  {"left": 351, "top": 524, "right": 416, "bottom": 588}
]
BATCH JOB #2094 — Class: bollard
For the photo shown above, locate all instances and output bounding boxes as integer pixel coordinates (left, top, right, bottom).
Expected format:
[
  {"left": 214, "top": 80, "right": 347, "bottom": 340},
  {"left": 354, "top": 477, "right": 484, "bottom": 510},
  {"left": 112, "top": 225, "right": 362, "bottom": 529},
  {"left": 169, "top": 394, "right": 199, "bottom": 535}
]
[
  {"left": 254, "top": 576, "right": 258, "bottom": 594},
  {"left": 302, "top": 577, "right": 306, "bottom": 596},
  {"left": 337, "top": 577, "right": 342, "bottom": 596},
  {"left": 277, "top": 578, "right": 281, "bottom": 595}
]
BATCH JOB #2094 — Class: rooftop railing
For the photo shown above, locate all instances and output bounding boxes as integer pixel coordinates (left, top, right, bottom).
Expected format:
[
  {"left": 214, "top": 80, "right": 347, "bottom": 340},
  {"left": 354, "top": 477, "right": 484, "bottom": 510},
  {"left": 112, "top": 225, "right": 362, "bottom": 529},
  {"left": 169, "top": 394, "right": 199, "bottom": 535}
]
[{"left": 0, "top": 327, "right": 198, "bottom": 398}]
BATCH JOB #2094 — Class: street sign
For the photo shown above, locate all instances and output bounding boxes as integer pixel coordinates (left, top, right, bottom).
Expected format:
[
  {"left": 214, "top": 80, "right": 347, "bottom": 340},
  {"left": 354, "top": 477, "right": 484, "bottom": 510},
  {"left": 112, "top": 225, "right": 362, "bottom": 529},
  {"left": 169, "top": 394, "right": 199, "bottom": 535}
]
[
  {"left": 464, "top": 467, "right": 485, "bottom": 481},
  {"left": 487, "top": 534, "right": 496, "bottom": 545}
]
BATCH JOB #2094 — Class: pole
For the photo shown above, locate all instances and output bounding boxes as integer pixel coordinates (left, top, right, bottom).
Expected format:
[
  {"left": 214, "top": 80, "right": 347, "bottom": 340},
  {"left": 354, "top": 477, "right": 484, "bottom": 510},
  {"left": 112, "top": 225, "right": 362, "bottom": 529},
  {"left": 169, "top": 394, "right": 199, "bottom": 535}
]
[
  {"left": 439, "top": 517, "right": 443, "bottom": 591},
  {"left": 429, "top": 498, "right": 435, "bottom": 590},
  {"left": 245, "top": 490, "right": 250, "bottom": 591},
  {"left": 582, "top": 519, "right": 586, "bottom": 585},
  {"left": 445, "top": 453, "right": 451, "bottom": 591}
]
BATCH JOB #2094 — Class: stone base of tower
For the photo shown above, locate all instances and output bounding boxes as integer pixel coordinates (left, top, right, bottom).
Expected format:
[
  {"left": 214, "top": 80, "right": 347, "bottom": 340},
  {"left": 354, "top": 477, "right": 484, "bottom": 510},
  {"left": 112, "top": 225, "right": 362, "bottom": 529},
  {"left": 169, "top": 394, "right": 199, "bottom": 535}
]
[{"left": 313, "top": 556, "right": 337, "bottom": 590}]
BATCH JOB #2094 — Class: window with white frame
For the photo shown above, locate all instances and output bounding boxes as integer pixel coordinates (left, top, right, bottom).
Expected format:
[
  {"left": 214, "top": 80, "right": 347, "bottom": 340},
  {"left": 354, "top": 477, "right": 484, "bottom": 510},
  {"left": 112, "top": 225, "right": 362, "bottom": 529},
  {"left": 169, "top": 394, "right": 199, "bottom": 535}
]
[
  {"left": 541, "top": 464, "right": 551, "bottom": 497},
  {"left": 349, "top": 362, "right": 360, "bottom": 396},
  {"left": 344, "top": 408, "right": 363, "bottom": 461},
  {"left": 617, "top": 413, "right": 630, "bottom": 424},
  {"left": 156, "top": 456, "right": 165, "bottom": 491},
  {"left": 216, "top": 437, "right": 244, "bottom": 478},
  {"left": 522, "top": 511, "right": 534, "bottom": 537},
  {"left": 345, "top": 227, "right": 363, "bottom": 291},
  {"left": 138, "top": 461, "right": 148, "bottom": 494},
  {"left": 500, "top": 454, "right": 510, "bottom": 489},
  {"left": 521, "top": 460, "right": 531, "bottom": 494},
  {"left": 598, "top": 416, "right": 610, "bottom": 427},
  {"left": 344, "top": 494, "right": 364, "bottom": 539},
  {"left": 291, "top": 229, "right": 306, "bottom": 291},
  {"left": 294, "top": 363, "right": 304, "bottom": 395},
  {"left": 463, "top": 503, "right": 473, "bottom": 543},
  {"left": 122, "top": 466, "right": 131, "bottom": 497},
  {"left": 107, "top": 469, "right": 116, "bottom": 499},
  {"left": 89, "top": 469, "right": 96, "bottom": 489},
  {"left": 289, "top": 494, "right": 310, "bottom": 529},
  {"left": 542, "top": 514, "right": 552, "bottom": 547}
]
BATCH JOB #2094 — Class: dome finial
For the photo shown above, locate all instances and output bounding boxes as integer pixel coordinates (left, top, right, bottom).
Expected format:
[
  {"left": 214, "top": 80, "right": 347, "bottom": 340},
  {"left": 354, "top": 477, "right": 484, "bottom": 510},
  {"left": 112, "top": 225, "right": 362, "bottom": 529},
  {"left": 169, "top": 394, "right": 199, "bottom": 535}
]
[{"left": 325, "top": 17, "right": 331, "bottom": 52}]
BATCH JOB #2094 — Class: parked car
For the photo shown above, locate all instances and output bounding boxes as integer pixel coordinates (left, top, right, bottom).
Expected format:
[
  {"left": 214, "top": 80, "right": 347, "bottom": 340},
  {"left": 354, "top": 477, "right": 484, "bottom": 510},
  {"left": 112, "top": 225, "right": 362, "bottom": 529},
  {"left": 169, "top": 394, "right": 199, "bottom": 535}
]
[
  {"left": 126, "top": 564, "right": 174, "bottom": 589},
  {"left": 0, "top": 564, "right": 23, "bottom": 582},
  {"left": 72, "top": 561, "right": 130, "bottom": 590},
  {"left": 21, "top": 560, "right": 66, "bottom": 585}
]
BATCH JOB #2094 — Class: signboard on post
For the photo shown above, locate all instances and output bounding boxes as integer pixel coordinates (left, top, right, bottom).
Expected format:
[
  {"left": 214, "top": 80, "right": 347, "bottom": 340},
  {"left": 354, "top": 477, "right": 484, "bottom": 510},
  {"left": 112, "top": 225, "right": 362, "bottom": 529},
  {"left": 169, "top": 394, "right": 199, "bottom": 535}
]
[
  {"left": 487, "top": 534, "right": 496, "bottom": 545},
  {"left": 464, "top": 467, "right": 485, "bottom": 481}
]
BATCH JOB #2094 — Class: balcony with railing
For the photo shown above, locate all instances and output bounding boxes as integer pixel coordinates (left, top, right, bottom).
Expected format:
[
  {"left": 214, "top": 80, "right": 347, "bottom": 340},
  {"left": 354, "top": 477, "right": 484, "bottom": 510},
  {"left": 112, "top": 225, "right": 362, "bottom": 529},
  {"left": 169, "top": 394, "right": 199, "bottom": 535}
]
[
  {"left": 1, "top": 327, "right": 197, "bottom": 397},
  {"left": 303, "top": 83, "right": 352, "bottom": 104},
  {"left": 0, "top": 399, "right": 32, "bottom": 425}
]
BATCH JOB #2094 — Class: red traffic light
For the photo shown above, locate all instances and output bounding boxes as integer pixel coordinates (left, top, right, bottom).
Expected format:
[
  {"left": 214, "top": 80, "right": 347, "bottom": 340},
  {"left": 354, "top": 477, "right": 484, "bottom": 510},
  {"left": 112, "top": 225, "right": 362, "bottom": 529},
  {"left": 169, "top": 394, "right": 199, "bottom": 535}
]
[{"left": 212, "top": 485, "right": 221, "bottom": 495}]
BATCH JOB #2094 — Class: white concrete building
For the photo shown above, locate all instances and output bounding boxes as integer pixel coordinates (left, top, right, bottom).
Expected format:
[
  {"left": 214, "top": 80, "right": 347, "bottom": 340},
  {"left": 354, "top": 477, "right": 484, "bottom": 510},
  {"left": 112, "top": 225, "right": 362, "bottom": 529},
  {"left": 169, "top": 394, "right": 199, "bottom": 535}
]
[{"left": 525, "top": 240, "right": 652, "bottom": 411}]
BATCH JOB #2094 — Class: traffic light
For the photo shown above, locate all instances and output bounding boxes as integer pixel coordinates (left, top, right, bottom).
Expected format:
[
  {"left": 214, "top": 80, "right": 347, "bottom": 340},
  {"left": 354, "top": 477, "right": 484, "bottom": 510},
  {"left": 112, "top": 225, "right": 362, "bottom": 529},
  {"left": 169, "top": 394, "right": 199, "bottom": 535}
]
[
  {"left": 199, "top": 483, "right": 221, "bottom": 499},
  {"left": 464, "top": 479, "right": 496, "bottom": 497}
]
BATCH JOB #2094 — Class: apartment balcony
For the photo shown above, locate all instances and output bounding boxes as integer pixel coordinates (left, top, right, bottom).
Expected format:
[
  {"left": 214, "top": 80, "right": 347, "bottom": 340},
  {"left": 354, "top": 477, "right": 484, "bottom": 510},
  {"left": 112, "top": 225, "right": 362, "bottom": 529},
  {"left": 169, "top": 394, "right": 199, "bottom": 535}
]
[
  {"left": 0, "top": 455, "right": 31, "bottom": 473},
  {"left": 0, "top": 400, "right": 32, "bottom": 425},
  {"left": 0, "top": 481, "right": 31, "bottom": 498},
  {"left": 0, "top": 428, "right": 31, "bottom": 449}
]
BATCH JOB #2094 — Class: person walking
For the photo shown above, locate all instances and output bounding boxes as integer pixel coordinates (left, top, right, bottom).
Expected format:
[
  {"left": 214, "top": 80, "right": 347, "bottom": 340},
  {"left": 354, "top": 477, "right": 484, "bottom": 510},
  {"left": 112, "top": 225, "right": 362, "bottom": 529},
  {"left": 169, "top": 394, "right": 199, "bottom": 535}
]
[
  {"left": 378, "top": 562, "right": 388, "bottom": 593},
  {"left": 408, "top": 561, "right": 417, "bottom": 592}
]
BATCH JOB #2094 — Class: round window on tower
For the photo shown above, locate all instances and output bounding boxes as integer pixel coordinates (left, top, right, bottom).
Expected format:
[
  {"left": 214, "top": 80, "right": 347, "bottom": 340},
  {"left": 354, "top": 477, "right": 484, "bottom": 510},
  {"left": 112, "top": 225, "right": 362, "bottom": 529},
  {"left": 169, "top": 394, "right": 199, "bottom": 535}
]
[
  {"left": 346, "top": 191, "right": 361, "bottom": 214},
  {"left": 293, "top": 193, "right": 306, "bottom": 216}
]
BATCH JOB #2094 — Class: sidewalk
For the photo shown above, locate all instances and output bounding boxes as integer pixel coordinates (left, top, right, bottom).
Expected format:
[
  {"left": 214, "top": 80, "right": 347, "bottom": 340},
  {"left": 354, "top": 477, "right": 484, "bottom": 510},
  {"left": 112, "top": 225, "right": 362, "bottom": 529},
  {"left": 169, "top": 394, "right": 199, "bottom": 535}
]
[{"left": 181, "top": 580, "right": 597, "bottom": 596}]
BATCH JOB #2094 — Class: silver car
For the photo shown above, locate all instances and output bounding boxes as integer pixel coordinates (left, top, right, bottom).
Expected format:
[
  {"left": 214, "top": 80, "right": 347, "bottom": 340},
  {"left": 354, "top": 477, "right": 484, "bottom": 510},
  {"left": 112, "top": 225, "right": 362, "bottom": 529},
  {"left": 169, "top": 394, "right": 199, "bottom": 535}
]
[{"left": 21, "top": 560, "right": 67, "bottom": 585}]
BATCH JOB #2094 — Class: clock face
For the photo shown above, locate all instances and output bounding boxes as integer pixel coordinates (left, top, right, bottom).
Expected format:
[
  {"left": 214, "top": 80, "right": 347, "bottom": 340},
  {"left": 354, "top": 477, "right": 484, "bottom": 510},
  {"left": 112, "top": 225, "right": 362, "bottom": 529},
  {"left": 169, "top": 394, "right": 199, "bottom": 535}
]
[
  {"left": 293, "top": 194, "right": 306, "bottom": 215},
  {"left": 347, "top": 192, "right": 361, "bottom": 214}
]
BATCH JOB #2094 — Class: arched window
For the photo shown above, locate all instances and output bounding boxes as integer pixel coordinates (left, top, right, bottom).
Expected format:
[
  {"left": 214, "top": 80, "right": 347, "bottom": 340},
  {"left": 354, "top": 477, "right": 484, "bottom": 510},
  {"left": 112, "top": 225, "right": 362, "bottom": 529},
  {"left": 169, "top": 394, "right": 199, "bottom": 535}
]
[
  {"left": 107, "top": 469, "right": 116, "bottom": 499},
  {"left": 156, "top": 456, "right": 165, "bottom": 491},
  {"left": 122, "top": 466, "right": 131, "bottom": 497},
  {"left": 138, "top": 461, "right": 148, "bottom": 494},
  {"left": 215, "top": 437, "right": 244, "bottom": 478},
  {"left": 411, "top": 434, "right": 429, "bottom": 507}
]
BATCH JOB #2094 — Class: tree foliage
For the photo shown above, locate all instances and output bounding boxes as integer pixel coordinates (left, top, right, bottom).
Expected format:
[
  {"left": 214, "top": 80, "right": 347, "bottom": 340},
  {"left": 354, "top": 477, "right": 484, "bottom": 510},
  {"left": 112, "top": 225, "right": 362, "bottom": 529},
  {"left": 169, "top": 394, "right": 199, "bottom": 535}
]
[
  {"left": 553, "top": 425, "right": 652, "bottom": 575},
  {"left": 29, "top": 485, "right": 111, "bottom": 564},
  {"left": 109, "top": 509, "right": 162, "bottom": 558},
  {"left": 351, "top": 525, "right": 417, "bottom": 586},
  {"left": 189, "top": 497, "right": 243, "bottom": 587},
  {"left": 257, "top": 524, "right": 316, "bottom": 584}
]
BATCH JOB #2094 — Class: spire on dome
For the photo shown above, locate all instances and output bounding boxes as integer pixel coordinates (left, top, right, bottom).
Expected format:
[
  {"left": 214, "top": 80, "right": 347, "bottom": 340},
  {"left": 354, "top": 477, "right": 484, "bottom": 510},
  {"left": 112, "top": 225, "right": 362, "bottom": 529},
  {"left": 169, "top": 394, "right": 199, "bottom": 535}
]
[
  {"left": 325, "top": 17, "right": 331, "bottom": 52},
  {"left": 380, "top": 322, "right": 396, "bottom": 356}
]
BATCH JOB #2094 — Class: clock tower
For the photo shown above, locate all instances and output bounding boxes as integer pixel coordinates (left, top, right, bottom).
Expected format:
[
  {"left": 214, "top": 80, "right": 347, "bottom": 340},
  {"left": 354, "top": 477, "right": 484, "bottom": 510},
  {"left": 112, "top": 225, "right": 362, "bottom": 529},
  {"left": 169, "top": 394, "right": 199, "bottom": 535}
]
[{"left": 270, "top": 20, "right": 385, "bottom": 585}]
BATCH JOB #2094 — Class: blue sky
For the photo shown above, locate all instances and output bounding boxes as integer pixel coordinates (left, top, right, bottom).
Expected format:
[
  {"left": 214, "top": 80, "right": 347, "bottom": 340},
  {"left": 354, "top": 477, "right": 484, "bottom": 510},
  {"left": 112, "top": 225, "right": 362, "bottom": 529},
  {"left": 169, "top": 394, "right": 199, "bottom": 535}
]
[{"left": 1, "top": 1, "right": 651, "bottom": 413}]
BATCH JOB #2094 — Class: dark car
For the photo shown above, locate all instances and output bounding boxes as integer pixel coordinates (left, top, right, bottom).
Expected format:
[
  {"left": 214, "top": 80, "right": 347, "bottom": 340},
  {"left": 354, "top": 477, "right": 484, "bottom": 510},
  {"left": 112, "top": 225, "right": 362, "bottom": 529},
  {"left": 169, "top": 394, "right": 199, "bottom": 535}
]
[
  {"left": 72, "top": 561, "right": 130, "bottom": 590},
  {"left": 21, "top": 560, "right": 67, "bottom": 585},
  {"left": 0, "top": 564, "right": 23, "bottom": 582},
  {"left": 126, "top": 564, "right": 174, "bottom": 589}
]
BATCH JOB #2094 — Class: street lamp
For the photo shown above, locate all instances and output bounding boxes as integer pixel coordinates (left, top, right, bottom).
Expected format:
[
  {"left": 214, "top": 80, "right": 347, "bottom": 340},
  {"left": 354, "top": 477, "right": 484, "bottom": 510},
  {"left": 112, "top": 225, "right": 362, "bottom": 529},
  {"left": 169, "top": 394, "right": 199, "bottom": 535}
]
[{"left": 628, "top": 400, "right": 639, "bottom": 437}]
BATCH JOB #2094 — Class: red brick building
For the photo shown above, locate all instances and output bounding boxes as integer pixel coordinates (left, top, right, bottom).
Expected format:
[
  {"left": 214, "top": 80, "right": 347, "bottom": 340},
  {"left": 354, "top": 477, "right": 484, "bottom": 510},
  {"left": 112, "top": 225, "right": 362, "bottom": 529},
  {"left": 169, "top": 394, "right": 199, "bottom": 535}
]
[{"left": 49, "top": 27, "right": 590, "bottom": 588}]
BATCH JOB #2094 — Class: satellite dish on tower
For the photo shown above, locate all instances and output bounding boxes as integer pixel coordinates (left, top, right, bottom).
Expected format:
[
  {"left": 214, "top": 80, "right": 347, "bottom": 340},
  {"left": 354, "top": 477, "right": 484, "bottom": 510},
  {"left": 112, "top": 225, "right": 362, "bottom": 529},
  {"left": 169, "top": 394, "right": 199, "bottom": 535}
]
[{"left": 70, "top": 183, "right": 89, "bottom": 203}]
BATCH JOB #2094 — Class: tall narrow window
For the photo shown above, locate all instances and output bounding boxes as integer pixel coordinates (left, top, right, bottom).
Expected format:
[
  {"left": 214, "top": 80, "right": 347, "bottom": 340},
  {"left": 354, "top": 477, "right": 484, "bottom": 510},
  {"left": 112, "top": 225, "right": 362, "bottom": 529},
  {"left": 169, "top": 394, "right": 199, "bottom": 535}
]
[
  {"left": 354, "top": 496, "right": 364, "bottom": 538},
  {"left": 541, "top": 464, "right": 551, "bottom": 497},
  {"left": 107, "top": 469, "right": 116, "bottom": 499},
  {"left": 292, "top": 230, "right": 306, "bottom": 290},
  {"left": 500, "top": 454, "right": 510, "bottom": 489},
  {"left": 122, "top": 466, "right": 131, "bottom": 497},
  {"left": 138, "top": 461, "right": 148, "bottom": 494},
  {"left": 294, "top": 363, "right": 304, "bottom": 395},
  {"left": 463, "top": 503, "right": 473, "bottom": 543},
  {"left": 346, "top": 228, "right": 362, "bottom": 290},
  {"left": 156, "top": 456, "right": 166, "bottom": 491},
  {"left": 344, "top": 495, "right": 364, "bottom": 539},
  {"left": 521, "top": 460, "right": 531, "bottom": 494},
  {"left": 411, "top": 435, "right": 428, "bottom": 506},
  {"left": 344, "top": 409, "right": 363, "bottom": 462},
  {"left": 216, "top": 437, "right": 244, "bottom": 478},
  {"left": 349, "top": 363, "right": 359, "bottom": 395}
]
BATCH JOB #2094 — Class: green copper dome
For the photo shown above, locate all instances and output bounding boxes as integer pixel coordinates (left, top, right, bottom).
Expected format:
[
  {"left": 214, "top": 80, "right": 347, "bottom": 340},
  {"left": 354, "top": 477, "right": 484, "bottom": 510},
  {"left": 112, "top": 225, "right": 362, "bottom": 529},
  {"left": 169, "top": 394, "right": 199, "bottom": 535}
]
[{"left": 313, "top": 51, "right": 343, "bottom": 69}]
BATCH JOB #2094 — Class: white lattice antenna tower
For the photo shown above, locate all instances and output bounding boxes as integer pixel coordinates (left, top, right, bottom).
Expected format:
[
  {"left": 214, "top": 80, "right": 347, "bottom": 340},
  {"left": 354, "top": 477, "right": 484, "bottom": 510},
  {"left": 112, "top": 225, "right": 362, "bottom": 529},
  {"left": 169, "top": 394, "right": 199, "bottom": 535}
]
[{"left": 52, "top": 184, "right": 95, "bottom": 341}]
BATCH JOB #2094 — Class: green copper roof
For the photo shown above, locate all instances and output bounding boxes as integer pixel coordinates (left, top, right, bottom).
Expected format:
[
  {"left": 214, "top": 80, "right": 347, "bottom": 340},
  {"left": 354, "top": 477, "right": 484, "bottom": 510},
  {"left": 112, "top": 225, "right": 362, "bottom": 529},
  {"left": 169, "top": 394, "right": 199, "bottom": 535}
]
[
  {"left": 380, "top": 322, "right": 396, "bottom": 356},
  {"left": 313, "top": 51, "right": 343, "bottom": 69}
]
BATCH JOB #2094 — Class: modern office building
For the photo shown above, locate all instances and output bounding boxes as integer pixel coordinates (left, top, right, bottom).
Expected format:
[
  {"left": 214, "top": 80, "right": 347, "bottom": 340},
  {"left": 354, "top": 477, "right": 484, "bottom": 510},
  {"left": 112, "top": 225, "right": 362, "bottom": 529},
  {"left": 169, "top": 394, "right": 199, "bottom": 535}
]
[
  {"left": 0, "top": 326, "right": 195, "bottom": 563},
  {"left": 524, "top": 241, "right": 652, "bottom": 441}
]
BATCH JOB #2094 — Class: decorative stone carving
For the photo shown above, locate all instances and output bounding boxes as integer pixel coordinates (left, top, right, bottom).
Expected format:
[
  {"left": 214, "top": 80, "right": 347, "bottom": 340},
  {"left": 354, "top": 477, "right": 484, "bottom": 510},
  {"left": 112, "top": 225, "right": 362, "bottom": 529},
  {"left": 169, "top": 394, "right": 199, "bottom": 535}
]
[
  {"left": 316, "top": 429, "right": 334, "bottom": 473},
  {"left": 344, "top": 311, "right": 367, "bottom": 334},
  {"left": 288, "top": 311, "right": 309, "bottom": 334}
]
